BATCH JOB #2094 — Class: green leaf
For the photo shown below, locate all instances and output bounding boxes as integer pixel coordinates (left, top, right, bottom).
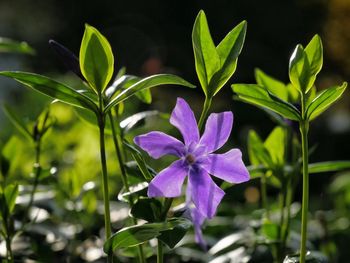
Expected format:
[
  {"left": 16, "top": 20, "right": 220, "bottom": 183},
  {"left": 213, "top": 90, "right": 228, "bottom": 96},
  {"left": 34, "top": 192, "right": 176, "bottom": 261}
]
[
  {"left": 130, "top": 198, "right": 162, "bottom": 222},
  {"left": 120, "top": 110, "right": 160, "bottom": 133},
  {"left": 306, "top": 82, "right": 347, "bottom": 120},
  {"left": 4, "top": 184, "right": 18, "bottom": 214},
  {"left": 289, "top": 44, "right": 313, "bottom": 93},
  {"left": 192, "top": 10, "right": 220, "bottom": 97},
  {"left": 304, "top": 35, "right": 323, "bottom": 77},
  {"left": 0, "top": 72, "right": 99, "bottom": 113},
  {"left": 79, "top": 24, "right": 114, "bottom": 93},
  {"left": 255, "top": 68, "right": 288, "bottom": 101},
  {"left": 123, "top": 141, "right": 154, "bottom": 181},
  {"left": 248, "top": 130, "right": 274, "bottom": 169},
  {"left": 118, "top": 182, "right": 149, "bottom": 202},
  {"left": 309, "top": 161, "right": 350, "bottom": 174},
  {"left": 264, "top": 127, "right": 285, "bottom": 166},
  {"left": 105, "top": 75, "right": 140, "bottom": 99},
  {"left": 105, "top": 74, "right": 195, "bottom": 113},
  {"left": 261, "top": 220, "right": 279, "bottom": 241},
  {"left": 158, "top": 219, "right": 192, "bottom": 248},
  {"left": 104, "top": 218, "right": 191, "bottom": 252},
  {"left": 209, "top": 20, "right": 247, "bottom": 96},
  {"left": 3, "top": 104, "right": 32, "bottom": 141},
  {"left": 232, "top": 84, "right": 301, "bottom": 120},
  {"left": 0, "top": 37, "right": 35, "bottom": 55}
]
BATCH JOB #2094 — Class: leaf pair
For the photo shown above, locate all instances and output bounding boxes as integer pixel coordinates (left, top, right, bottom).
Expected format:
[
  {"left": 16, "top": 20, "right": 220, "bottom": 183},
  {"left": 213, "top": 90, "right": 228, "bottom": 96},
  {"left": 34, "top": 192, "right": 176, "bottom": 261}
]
[
  {"left": 193, "top": 10, "right": 246, "bottom": 97},
  {"left": 289, "top": 35, "right": 323, "bottom": 94}
]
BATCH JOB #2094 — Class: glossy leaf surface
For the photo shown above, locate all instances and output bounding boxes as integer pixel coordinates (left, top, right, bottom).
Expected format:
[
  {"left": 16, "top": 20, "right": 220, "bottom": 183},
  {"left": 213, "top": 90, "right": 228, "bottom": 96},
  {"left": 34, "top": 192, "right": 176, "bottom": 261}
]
[
  {"left": 79, "top": 24, "right": 114, "bottom": 93},
  {"left": 0, "top": 71, "right": 99, "bottom": 113},
  {"left": 232, "top": 84, "right": 301, "bottom": 120}
]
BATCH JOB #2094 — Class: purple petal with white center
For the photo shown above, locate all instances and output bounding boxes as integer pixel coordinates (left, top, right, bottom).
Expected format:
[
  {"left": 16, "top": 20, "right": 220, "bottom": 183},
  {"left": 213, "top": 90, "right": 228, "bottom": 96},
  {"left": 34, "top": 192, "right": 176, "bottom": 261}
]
[
  {"left": 201, "top": 149, "right": 250, "bottom": 184},
  {"left": 147, "top": 160, "right": 188, "bottom": 197},
  {"left": 188, "top": 168, "right": 224, "bottom": 218},
  {"left": 134, "top": 131, "right": 185, "bottom": 159},
  {"left": 199, "top": 111, "right": 233, "bottom": 153},
  {"left": 170, "top": 98, "right": 199, "bottom": 145}
]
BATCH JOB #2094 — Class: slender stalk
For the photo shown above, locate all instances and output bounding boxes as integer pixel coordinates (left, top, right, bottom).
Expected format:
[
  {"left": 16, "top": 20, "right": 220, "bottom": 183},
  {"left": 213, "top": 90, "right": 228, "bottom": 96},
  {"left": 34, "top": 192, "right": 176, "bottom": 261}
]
[
  {"left": 198, "top": 97, "right": 212, "bottom": 130},
  {"left": 260, "top": 173, "right": 269, "bottom": 219},
  {"left": 25, "top": 141, "right": 41, "bottom": 218},
  {"left": 5, "top": 235, "right": 13, "bottom": 262},
  {"left": 108, "top": 111, "right": 146, "bottom": 263},
  {"left": 157, "top": 239, "right": 163, "bottom": 263},
  {"left": 299, "top": 94, "right": 309, "bottom": 263}
]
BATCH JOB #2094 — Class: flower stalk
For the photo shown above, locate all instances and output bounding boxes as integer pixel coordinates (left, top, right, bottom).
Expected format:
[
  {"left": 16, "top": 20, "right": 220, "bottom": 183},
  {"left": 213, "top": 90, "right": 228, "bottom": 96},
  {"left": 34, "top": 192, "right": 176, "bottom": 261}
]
[{"left": 299, "top": 93, "right": 309, "bottom": 263}]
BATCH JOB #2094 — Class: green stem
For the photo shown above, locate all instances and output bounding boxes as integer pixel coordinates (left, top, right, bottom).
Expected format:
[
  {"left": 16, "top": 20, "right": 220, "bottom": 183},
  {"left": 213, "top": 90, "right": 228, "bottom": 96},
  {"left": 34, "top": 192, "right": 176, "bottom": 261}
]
[
  {"left": 25, "top": 141, "right": 41, "bottom": 219},
  {"left": 108, "top": 111, "right": 146, "bottom": 263},
  {"left": 157, "top": 239, "right": 163, "bottom": 263},
  {"left": 198, "top": 97, "right": 212, "bottom": 131},
  {"left": 260, "top": 173, "right": 269, "bottom": 219},
  {"left": 299, "top": 94, "right": 309, "bottom": 263},
  {"left": 282, "top": 176, "right": 293, "bottom": 250},
  {"left": 5, "top": 235, "right": 13, "bottom": 262}
]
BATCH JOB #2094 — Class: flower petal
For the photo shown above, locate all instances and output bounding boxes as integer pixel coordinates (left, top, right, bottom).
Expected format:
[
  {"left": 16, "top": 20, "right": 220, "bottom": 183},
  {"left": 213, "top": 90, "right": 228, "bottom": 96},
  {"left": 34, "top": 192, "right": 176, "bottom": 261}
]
[
  {"left": 170, "top": 98, "right": 199, "bottom": 145},
  {"left": 190, "top": 207, "right": 207, "bottom": 250},
  {"left": 147, "top": 160, "right": 188, "bottom": 197},
  {"left": 199, "top": 111, "right": 233, "bottom": 153},
  {"left": 188, "top": 168, "right": 224, "bottom": 218},
  {"left": 134, "top": 131, "right": 185, "bottom": 159},
  {"left": 201, "top": 149, "right": 250, "bottom": 184}
]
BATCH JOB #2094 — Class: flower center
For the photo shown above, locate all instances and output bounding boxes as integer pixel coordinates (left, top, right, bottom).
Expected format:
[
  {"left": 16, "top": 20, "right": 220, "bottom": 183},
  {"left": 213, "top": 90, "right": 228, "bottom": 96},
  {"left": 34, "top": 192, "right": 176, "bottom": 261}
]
[{"left": 185, "top": 154, "right": 196, "bottom": 165}]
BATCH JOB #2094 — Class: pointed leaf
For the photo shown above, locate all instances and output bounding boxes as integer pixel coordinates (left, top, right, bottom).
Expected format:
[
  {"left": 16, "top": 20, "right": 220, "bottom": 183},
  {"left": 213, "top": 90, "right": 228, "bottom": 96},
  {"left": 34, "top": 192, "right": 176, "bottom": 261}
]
[
  {"left": 4, "top": 184, "right": 18, "bottom": 214},
  {"left": 309, "top": 161, "right": 350, "bottom": 174},
  {"left": 306, "top": 82, "right": 347, "bottom": 120},
  {"left": 130, "top": 198, "right": 162, "bottom": 222},
  {"left": 192, "top": 10, "right": 220, "bottom": 96},
  {"left": 3, "top": 104, "right": 32, "bottom": 141},
  {"left": 304, "top": 35, "right": 323, "bottom": 76},
  {"left": 289, "top": 44, "right": 313, "bottom": 93},
  {"left": 49, "top": 39, "right": 85, "bottom": 80},
  {"left": 0, "top": 37, "right": 35, "bottom": 55},
  {"left": 104, "top": 218, "right": 191, "bottom": 251},
  {"left": 209, "top": 21, "right": 247, "bottom": 96},
  {"left": 80, "top": 24, "right": 114, "bottom": 93},
  {"left": 255, "top": 68, "right": 288, "bottom": 101},
  {"left": 0, "top": 71, "right": 99, "bottom": 113},
  {"left": 232, "top": 84, "right": 301, "bottom": 120},
  {"left": 248, "top": 130, "right": 274, "bottom": 169},
  {"left": 120, "top": 110, "right": 160, "bottom": 132},
  {"left": 158, "top": 219, "right": 192, "bottom": 248},
  {"left": 105, "top": 74, "right": 195, "bottom": 113},
  {"left": 264, "top": 127, "right": 285, "bottom": 166}
]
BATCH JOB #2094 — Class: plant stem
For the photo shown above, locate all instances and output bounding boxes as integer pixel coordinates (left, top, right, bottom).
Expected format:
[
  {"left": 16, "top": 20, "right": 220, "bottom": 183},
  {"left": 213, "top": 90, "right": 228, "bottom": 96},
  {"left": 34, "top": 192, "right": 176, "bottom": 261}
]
[
  {"left": 157, "top": 239, "right": 163, "bottom": 263},
  {"left": 198, "top": 97, "right": 212, "bottom": 131},
  {"left": 5, "top": 235, "right": 13, "bottom": 262},
  {"left": 260, "top": 173, "right": 269, "bottom": 219},
  {"left": 108, "top": 111, "right": 146, "bottom": 263},
  {"left": 299, "top": 94, "right": 309, "bottom": 263},
  {"left": 25, "top": 141, "right": 41, "bottom": 219}
]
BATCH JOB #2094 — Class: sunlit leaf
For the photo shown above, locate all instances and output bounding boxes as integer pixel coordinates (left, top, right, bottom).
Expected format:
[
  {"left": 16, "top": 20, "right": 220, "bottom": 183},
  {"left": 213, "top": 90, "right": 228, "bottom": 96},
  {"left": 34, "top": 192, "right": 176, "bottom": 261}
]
[
  {"left": 120, "top": 110, "right": 159, "bottom": 132},
  {"left": 4, "top": 184, "right": 18, "bottom": 214},
  {"left": 264, "top": 127, "right": 285, "bottom": 166},
  {"left": 192, "top": 10, "right": 220, "bottom": 96},
  {"left": 232, "top": 84, "right": 301, "bottom": 120},
  {"left": 105, "top": 74, "right": 195, "bottom": 113},
  {"left": 209, "top": 20, "right": 247, "bottom": 96},
  {"left": 79, "top": 24, "right": 114, "bottom": 93},
  {"left": 309, "top": 161, "right": 350, "bottom": 174},
  {"left": 0, "top": 72, "right": 99, "bottom": 113},
  {"left": 289, "top": 44, "right": 313, "bottom": 93},
  {"left": 248, "top": 130, "right": 274, "bottom": 169},
  {"left": 0, "top": 37, "right": 35, "bottom": 55},
  {"left": 255, "top": 68, "right": 288, "bottom": 101},
  {"left": 304, "top": 35, "right": 323, "bottom": 77},
  {"left": 306, "top": 82, "right": 347, "bottom": 120}
]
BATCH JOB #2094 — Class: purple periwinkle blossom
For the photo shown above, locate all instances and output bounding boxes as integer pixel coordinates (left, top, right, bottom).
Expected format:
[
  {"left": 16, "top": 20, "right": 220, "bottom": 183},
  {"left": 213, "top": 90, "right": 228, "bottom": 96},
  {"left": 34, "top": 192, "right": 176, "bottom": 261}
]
[{"left": 134, "top": 98, "right": 250, "bottom": 219}]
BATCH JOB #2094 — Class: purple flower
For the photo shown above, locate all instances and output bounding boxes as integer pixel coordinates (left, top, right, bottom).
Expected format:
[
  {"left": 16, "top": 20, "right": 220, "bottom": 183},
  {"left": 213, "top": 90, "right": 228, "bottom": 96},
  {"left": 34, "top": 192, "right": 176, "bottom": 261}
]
[{"left": 134, "top": 98, "right": 249, "bottom": 218}]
